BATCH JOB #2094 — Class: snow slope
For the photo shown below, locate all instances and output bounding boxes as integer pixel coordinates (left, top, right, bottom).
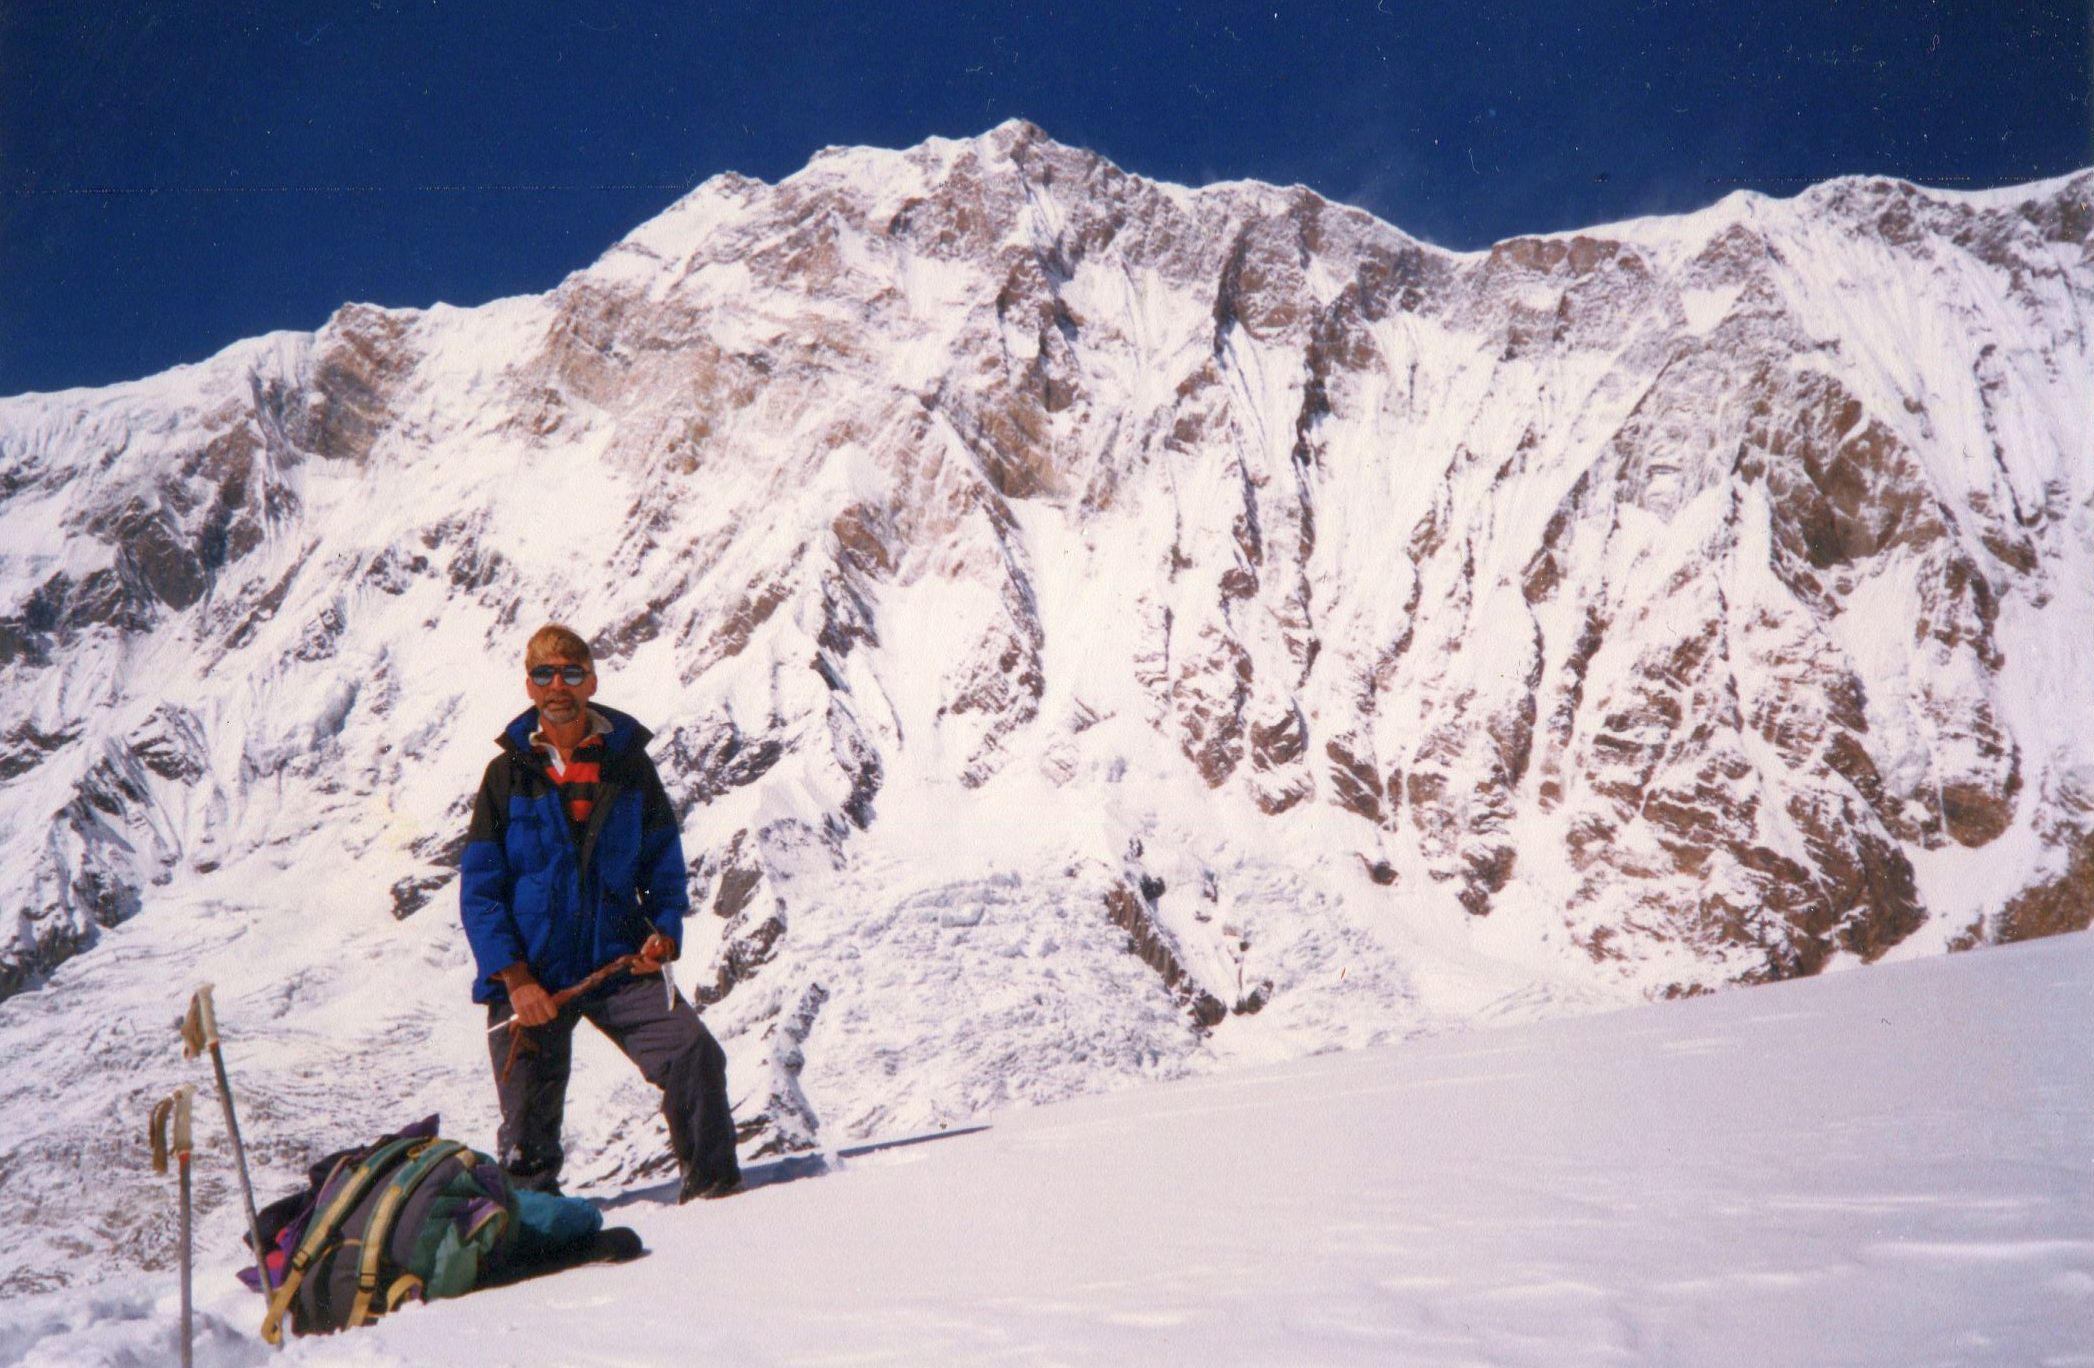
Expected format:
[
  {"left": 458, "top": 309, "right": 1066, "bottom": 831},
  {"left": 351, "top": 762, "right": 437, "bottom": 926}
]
[{"left": 7, "top": 930, "right": 2086, "bottom": 1366}]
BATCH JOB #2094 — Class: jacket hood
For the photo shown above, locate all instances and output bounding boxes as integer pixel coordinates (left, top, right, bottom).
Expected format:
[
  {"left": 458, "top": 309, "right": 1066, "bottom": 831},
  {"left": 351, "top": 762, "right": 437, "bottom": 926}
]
[{"left": 498, "top": 702, "right": 653, "bottom": 759}]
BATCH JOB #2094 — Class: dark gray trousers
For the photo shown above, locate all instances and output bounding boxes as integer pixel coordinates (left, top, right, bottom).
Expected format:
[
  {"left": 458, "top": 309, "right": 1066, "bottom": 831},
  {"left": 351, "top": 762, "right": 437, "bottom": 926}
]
[{"left": 487, "top": 975, "right": 739, "bottom": 1193}]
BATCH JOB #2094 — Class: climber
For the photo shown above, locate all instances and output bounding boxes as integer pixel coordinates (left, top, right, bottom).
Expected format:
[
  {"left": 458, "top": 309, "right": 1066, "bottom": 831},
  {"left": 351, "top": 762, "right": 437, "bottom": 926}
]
[{"left": 458, "top": 623, "right": 741, "bottom": 1203}]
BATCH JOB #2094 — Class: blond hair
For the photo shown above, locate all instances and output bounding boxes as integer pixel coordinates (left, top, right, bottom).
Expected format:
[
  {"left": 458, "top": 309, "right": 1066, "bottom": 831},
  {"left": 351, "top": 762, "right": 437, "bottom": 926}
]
[{"left": 524, "top": 623, "right": 593, "bottom": 667}]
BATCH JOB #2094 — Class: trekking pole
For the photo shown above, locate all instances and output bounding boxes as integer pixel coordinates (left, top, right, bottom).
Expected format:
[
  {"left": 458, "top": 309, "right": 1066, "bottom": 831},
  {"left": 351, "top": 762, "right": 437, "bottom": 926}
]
[
  {"left": 150, "top": 1085, "right": 197, "bottom": 1368},
  {"left": 180, "top": 983, "right": 274, "bottom": 1304}
]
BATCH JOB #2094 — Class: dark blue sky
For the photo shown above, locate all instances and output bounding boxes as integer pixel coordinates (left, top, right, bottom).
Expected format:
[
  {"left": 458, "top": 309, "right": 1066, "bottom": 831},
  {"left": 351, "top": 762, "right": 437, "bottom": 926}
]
[{"left": 2, "top": 1, "right": 2087, "bottom": 396}]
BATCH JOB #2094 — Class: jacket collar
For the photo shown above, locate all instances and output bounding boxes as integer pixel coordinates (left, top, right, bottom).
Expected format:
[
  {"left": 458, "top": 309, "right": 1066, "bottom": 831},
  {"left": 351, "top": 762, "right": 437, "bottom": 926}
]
[
  {"left": 529, "top": 706, "right": 613, "bottom": 750},
  {"left": 499, "top": 702, "right": 651, "bottom": 760}
]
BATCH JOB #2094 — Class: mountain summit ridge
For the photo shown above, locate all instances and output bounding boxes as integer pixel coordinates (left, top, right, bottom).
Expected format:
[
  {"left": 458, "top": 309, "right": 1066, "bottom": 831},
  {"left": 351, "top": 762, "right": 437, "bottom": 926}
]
[{"left": 0, "top": 123, "right": 2088, "bottom": 1290}]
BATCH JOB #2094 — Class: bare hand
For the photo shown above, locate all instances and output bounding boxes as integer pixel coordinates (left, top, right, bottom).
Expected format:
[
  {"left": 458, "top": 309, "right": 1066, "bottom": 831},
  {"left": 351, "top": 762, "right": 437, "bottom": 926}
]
[
  {"left": 508, "top": 979, "right": 557, "bottom": 1028},
  {"left": 633, "top": 932, "right": 677, "bottom": 976}
]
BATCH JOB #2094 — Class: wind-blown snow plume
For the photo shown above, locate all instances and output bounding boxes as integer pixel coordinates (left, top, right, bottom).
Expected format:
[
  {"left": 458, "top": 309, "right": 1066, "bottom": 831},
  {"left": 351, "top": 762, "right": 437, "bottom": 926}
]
[{"left": 0, "top": 122, "right": 2088, "bottom": 1292}]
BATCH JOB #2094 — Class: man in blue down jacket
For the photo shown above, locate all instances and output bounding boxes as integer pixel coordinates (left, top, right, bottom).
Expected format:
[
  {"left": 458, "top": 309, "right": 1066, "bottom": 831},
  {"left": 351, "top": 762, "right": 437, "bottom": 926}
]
[{"left": 460, "top": 624, "right": 740, "bottom": 1203}]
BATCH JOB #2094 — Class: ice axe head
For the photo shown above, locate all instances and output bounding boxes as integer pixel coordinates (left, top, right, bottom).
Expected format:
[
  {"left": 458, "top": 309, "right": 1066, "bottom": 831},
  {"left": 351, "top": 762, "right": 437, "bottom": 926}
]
[{"left": 178, "top": 984, "right": 218, "bottom": 1059}]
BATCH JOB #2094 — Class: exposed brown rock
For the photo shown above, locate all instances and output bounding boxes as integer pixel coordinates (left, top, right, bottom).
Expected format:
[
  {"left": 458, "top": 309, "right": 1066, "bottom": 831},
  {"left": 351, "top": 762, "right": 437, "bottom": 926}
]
[
  {"left": 832, "top": 503, "right": 898, "bottom": 579},
  {"left": 710, "top": 831, "right": 764, "bottom": 921},
  {"left": 1325, "top": 738, "right": 1383, "bottom": 823},
  {"left": 1219, "top": 565, "right": 1259, "bottom": 601},
  {"left": 1459, "top": 846, "right": 1516, "bottom": 917},
  {"left": 1249, "top": 705, "right": 1308, "bottom": 771},
  {"left": 1213, "top": 214, "right": 1313, "bottom": 342},
  {"left": 1994, "top": 828, "right": 2094, "bottom": 942},
  {"left": 389, "top": 873, "right": 451, "bottom": 921},
  {"left": 698, "top": 904, "right": 786, "bottom": 1007},
  {"left": 0, "top": 721, "right": 81, "bottom": 783},
  {"left": 1738, "top": 369, "right": 1944, "bottom": 572},
  {"left": 1102, "top": 884, "right": 1226, "bottom": 1027},
  {"left": 1252, "top": 775, "right": 1313, "bottom": 815},
  {"left": 1358, "top": 857, "right": 1397, "bottom": 886},
  {"left": 125, "top": 708, "right": 206, "bottom": 785},
  {"left": 303, "top": 304, "right": 420, "bottom": 462},
  {"left": 1174, "top": 629, "right": 1252, "bottom": 787},
  {"left": 1941, "top": 776, "right": 2018, "bottom": 849},
  {"left": 687, "top": 578, "right": 793, "bottom": 682}
]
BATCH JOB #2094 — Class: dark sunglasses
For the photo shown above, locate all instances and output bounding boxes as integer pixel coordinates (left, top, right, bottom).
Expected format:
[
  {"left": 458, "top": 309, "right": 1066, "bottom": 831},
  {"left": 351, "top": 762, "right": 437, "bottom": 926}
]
[{"left": 527, "top": 665, "right": 592, "bottom": 687}]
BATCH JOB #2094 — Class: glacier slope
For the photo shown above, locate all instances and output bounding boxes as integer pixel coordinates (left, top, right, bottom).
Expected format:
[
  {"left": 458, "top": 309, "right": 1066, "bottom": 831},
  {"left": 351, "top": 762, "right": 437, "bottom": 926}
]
[{"left": 3, "top": 928, "right": 2086, "bottom": 1366}]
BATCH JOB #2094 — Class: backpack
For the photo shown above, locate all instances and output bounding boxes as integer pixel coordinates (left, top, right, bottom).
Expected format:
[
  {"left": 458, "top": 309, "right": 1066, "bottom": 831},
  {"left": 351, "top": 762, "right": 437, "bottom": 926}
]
[{"left": 256, "top": 1120, "right": 517, "bottom": 1343}]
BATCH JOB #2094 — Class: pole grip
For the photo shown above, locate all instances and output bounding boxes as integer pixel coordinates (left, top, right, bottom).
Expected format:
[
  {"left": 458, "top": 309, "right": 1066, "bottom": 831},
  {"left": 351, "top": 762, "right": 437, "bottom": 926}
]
[
  {"left": 194, "top": 983, "right": 219, "bottom": 1051},
  {"left": 149, "top": 1096, "right": 173, "bottom": 1174},
  {"left": 171, "top": 1085, "right": 194, "bottom": 1156},
  {"left": 180, "top": 984, "right": 220, "bottom": 1058}
]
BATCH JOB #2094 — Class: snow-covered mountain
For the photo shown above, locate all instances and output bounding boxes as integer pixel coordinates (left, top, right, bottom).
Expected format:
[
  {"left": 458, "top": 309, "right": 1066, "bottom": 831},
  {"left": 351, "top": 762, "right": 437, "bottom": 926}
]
[{"left": 1, "top": 121, "right": 2088, "bottom": 1294}]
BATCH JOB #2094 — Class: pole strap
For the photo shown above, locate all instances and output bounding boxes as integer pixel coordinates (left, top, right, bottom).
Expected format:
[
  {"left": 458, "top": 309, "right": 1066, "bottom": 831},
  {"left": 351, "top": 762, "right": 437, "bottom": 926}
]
[{"left": 148, "top": 1087, "right": 195, "bottom": 1174}]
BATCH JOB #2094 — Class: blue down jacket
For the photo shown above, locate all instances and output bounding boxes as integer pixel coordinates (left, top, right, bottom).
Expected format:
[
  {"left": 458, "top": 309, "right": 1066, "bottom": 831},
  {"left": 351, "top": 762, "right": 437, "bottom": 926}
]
[{"left": 458, "top": 704, "right": 689, "bottom": 1004}]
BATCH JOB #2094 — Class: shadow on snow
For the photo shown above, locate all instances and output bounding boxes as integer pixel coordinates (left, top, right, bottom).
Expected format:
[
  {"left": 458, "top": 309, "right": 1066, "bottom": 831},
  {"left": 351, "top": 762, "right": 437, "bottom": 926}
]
[{"left": 598, "top": 1124, "right": 994, "bottom": 1209}]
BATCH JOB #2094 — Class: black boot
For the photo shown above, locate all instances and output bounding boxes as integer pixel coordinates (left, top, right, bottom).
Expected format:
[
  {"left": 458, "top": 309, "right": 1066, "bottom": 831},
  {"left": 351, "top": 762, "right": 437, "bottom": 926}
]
[
  {"left": 677, "top": 1169, "right": 743, "bottom": 1204},
  {"left": 586, "top": 1226, "right": 647, "bottom": 1262}
]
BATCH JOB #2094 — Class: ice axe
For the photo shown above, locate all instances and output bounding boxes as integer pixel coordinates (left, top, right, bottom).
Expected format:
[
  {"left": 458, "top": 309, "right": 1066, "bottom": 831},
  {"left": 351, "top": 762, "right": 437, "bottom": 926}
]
[
  {"left": 148, "top": 1085, "right": 197, "bottom": 1368},
  {"left": 180, "top": 983, "right": 274, "bottom": 1305},
  {"left": 489, "top": 952, "right": 648, "bottom": 1083}
]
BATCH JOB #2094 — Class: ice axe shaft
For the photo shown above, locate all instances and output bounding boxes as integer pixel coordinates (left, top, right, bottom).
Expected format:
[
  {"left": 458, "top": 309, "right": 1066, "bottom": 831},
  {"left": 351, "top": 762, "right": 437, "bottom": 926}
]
[
  {"left": 494, "top": 953, "right": 645, "bottom": 1083},
  {"left": 182, "top": 984, "right": 274, "bottom": 1309}
]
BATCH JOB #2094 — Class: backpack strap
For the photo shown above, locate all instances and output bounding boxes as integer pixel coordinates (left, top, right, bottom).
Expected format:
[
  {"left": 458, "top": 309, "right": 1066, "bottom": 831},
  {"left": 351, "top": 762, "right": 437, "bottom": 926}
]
[
  {"left": 385, "top": 1272, "right": 425, "bottom": 1313},
  {"left": 259, "top": 1136, "right": 426, "bottom": 1346},
  {"left": 346, "top": 1141, "right": 470, "bottom": 1331}
]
